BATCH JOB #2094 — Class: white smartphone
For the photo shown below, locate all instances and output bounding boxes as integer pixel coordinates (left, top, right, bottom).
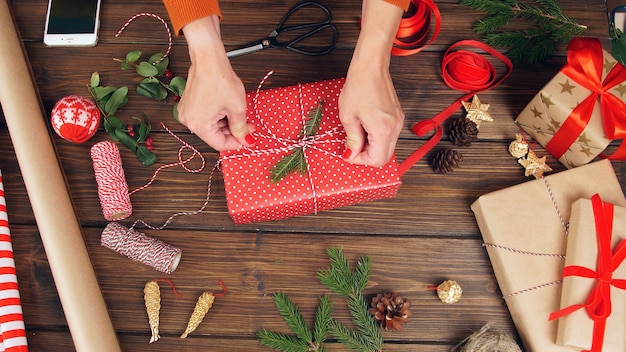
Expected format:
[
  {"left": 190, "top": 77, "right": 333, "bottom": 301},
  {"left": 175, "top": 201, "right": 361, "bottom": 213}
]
[{"left": 43, "top": 0, "right": 102, "bottom": 47}]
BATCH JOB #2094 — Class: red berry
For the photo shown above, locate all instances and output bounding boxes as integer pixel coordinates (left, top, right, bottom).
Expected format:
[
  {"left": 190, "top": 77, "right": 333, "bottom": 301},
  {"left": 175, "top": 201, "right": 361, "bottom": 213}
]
[
  {"left": 127, "top": 124, "right": 136, "bottom": 137},
  {"left": 146, "top": 144, "right": 154, "bottom": 151},
  {"left": 165, "top": 68, "right": 174, "bottom": 79},
  {"left": 174, "top": 95, "right": 181, "bottom": 102},
  {"left": 145, "top": 137, "right": 153, "bottom": 146}
]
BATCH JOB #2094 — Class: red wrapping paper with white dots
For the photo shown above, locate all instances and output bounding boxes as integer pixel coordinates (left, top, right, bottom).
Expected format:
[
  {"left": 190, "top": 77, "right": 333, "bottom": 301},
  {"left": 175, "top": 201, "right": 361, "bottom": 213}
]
[{"left": 220, "top": 78, "right": 401, "bottom": 224}]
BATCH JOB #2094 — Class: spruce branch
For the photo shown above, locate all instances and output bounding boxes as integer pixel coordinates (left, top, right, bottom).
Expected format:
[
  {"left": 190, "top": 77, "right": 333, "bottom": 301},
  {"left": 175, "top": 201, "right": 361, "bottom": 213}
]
[
  {"left": 257, "top": 292, "right": 332, "bottom": 352},
  {"left": 459, "top": 0, "right": 587, "bottom": 64}
]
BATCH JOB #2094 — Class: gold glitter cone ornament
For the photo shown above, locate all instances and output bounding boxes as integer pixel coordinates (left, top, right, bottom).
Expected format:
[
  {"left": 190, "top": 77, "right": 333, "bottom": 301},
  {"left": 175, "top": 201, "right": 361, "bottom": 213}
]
[
  {"left": 431, "top": 280, "right": 462, "bottom": 304},
  {"left": 144, "top": 281, "right": 161, "bottom": 343},
  {"left": 180, "top": 281, "right": 227, "bottom": 339}
]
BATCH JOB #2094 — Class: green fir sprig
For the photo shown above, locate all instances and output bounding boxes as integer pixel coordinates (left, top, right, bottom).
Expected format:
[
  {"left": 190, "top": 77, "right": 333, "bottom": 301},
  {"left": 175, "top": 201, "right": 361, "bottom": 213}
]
[
  {"left": 459, "top": 0, "right": 587, "bottom": 64},
  {"left": 257, "top": 293, "right": 332, "bottom": 352},
  {"left": 317, "top": 247, "right": 383, "bottom": 352},
  {"left": 258, "top": 247, "right": 384, "bottom": 352},
  {"left": 610, "top": 22, "right": 626, "bottom": 66},
  {"left": 270, "top": 99, "right": 325, "bottom": 183}
]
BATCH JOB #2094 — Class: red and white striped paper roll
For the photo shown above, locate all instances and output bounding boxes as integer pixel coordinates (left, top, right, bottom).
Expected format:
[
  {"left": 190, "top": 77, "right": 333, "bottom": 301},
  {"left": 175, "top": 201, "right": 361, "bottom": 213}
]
[{"left": 0, "top": 170, "right": 28, "bottom": 351}]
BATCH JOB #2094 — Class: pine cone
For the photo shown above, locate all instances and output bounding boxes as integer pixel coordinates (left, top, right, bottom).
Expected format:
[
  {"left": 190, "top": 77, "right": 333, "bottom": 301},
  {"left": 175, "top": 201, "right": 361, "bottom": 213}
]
[
  {"left": 449, "top": 118, "right": 479, "bottom": 146},
  {"left": 432, "top": 149, "right": 463, "bottom": 174},
  {"left": 369, "top": 292, "right": 411, "bottom": 331}
]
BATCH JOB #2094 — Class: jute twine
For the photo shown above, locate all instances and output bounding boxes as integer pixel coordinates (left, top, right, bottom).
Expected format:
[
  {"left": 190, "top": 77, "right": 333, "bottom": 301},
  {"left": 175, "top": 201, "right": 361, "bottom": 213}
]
[{"left": 451, "top": 322, "right": 522, "bottom": 352}]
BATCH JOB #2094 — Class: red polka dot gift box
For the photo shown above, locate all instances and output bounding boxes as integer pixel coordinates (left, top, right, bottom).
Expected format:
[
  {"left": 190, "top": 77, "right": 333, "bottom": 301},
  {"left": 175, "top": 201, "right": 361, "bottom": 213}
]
[{"left": 220, "top": 77, "right": 402, "bottom": 224}]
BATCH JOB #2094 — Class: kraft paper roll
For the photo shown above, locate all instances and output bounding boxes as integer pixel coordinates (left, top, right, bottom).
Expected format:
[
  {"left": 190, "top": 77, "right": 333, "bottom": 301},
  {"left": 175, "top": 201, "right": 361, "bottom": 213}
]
[{"left": 0, "top": 2, "right": 121, "bottom": 351}]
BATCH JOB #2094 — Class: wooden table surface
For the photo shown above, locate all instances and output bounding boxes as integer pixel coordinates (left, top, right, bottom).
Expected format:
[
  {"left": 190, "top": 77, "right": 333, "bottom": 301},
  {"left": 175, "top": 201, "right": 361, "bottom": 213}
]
[{"left": 0, "top": 0, "right": 620, "bottom": 351}]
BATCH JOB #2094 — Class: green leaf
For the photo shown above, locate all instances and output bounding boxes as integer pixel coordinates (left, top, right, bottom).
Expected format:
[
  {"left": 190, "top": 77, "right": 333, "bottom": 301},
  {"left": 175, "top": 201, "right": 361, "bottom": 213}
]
[
  {"left": 104, "top": 86, "right": 128, "bottom": 116},
  {"left": 136, "top": 146, "right": 157, "bottom": 166},
  {"left": 136, "top": 61, "right": 159, "bottom": 77},
  {"left": 103, "top": 117, "right": 121, "bottom": 141},
  {"left": 115, "top": 129, "right": 137, "bottom": 152},
  {"left": 137, "top": 78, "right": 168, "bottom": 100},
  {"left": 92, "top": 86, "right": 117, "bottom": 101},
  {"left": 90, "top": 72, "right": 100, "bottom": 88},
  {"left": 173, "top": 103, "right": 180, "bottom": 122},
  {"left": 120, "top": 61, "right": 132, "bottom": 70},
  {"left": 169, "top": 76, "right": 186, "bottom": 96},
  {"left": 133, "top": 115, "right": 151, "bottom": 141},
  {"left": 125, "top": 50, "right": 142, "bottom": 63},
  {"left": 270, "top": 148, "right": 307, "bottom": 183},
  {"left": 149, "top": 53, "right": 169, "bottom": 75}
]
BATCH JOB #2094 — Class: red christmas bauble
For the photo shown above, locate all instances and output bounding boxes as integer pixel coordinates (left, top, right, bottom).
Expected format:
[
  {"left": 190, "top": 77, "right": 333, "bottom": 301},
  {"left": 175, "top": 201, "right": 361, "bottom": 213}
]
[{"left": 50, "top": 95, "right": 101, "bottom": 143}]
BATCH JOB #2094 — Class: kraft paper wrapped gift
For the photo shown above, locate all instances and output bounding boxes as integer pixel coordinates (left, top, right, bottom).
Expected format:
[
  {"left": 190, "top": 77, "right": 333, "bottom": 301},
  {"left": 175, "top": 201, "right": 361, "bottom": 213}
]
[
  {"left": 220, "top": 77, "right": 402, "bottom": 224},
  {"left": 551, "top": 196, "right": 626, "bottom": 351},
  {"left": 470, "top": 159, "right": 626, "bottom": 352},
  {"left": 515, "top": 37, "right": 626, "bottom": 169}
]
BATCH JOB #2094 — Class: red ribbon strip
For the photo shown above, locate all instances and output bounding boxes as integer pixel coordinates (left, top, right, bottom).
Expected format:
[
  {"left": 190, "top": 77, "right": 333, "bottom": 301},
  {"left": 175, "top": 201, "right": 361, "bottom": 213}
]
[
  {"left": 391, "top": 0, "right": 440, "bottom": 56},
  {"left": 398, "top": 40, "right": 512, "bottom": 175},
  {"left": 545, "top": 37, "right": 626, "bottom": 161},
  {"left": 549, "top": 194, "right": 626, "bottom": 352}
]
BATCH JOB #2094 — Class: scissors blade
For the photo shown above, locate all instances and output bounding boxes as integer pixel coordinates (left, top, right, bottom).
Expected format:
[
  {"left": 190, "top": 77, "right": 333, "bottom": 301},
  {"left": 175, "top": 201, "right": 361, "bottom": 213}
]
[{"left": 226, "top": 40, "right": 269, "bottom": 58}]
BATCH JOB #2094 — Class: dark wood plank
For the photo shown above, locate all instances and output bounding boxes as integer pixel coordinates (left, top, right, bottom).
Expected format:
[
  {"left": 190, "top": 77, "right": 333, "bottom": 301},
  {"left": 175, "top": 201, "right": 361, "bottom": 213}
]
[{"left": 1, "top": 0, "right": 615, "bottom": 351}]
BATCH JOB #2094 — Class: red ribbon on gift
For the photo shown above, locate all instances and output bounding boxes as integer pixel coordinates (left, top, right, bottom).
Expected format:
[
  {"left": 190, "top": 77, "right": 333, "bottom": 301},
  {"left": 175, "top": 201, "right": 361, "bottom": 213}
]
[
  {"left": 391, "top": 0, "right": 440, "bottom": 56},
  {"left": 545, "top": 37, "right": 626, "bottom": 161},
  {"left": 549, "top": 194, "right": 626, "bottom": 352},
  {"left": 398, "top": 40, "right": 512, "bottom": 174}
]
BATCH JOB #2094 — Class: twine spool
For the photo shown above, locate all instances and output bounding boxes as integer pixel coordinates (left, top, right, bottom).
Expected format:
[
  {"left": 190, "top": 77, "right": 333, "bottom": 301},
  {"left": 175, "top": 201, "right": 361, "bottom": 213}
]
[
  {"left": 101, "top": 222, "right": 181, "bottom": 274},
  {"left": 451, "top": 322, "right": 522, "bottom": 352},
  {"left": 91, "top": 141, "right": 132, "bottom": 221}
]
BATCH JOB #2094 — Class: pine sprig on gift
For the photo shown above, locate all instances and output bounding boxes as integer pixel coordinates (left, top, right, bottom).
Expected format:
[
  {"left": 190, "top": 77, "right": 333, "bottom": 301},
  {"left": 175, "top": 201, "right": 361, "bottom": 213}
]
[
  {"left": 257, "top": 292, "right": 332, "bottom": 352},
  {"left": 459, "top": 0, "right": 587, "bottom": 64},
  {"left": 270, "top": 100, "right": 325, "bottom": 183},
  {"left": 317, "top": 247, "right": 383, "bottom": 352}
]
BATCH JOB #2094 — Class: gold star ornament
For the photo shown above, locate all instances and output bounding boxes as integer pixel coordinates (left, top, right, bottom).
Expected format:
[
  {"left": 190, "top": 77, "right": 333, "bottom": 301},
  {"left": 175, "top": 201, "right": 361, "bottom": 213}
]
[
  {"left": 461, "top": 95, "right": 493, "bottom": 127},
  {"left": 518, "top": 149, "right": 553, "bottom": 178}
]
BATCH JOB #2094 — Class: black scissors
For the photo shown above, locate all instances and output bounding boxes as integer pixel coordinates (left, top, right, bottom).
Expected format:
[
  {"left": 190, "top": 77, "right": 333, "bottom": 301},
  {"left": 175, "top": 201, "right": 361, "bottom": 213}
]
[{"left": 227, "top": 2, "right": 338, "bottom": 57}]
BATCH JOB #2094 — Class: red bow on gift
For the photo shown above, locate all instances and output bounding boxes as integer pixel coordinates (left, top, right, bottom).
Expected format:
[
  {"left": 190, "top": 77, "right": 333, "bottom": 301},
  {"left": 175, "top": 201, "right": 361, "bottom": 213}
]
[
  {"left": 549, "top": 194, "right": 626, "bottom": 352},
  {"left": 545, "top": 38, "right": 626, "bottom": 161}
]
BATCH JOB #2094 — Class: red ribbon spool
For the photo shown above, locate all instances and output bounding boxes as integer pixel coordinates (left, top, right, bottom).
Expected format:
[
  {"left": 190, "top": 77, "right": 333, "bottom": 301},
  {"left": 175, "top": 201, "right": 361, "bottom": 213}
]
[{"left": 391, "top": 0, "right": 440, "bottom": 56}]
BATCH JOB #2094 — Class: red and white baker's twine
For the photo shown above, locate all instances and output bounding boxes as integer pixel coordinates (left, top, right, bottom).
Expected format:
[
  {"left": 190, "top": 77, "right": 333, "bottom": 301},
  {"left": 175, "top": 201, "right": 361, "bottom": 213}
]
[
  {"left": 101, "top": 222, "right": 181, "bottom": 274},
  {"left": 483, "top": 177, "right": 568, "bottom": 299},
  {"left": 91, "top": 123, "right": 215, "bottom": 273},
  {"left": 219, "top": 71, "right": 346, "bottom": 214},
  {"left": 115, "top": 13, "right": 172, "bottom": 64},
  {"left": 0, "top": 171, "right": 28, "bottom": 351}
]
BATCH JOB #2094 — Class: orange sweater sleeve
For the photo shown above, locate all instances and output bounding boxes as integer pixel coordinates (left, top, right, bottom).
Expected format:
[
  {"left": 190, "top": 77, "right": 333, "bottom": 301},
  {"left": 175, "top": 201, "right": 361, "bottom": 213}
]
[
  {"left": 385, "top": 0, "right": 411, "bottom": 11},
  {"left": 161, "top": 0, "right": 221, "bottom": 35},
  {"left": 162, "top": 0, "right": 411, "bottom": 36}
]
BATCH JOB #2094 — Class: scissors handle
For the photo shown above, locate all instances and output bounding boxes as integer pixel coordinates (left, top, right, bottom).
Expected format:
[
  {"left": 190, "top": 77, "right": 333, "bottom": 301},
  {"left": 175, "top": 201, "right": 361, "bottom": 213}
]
[
  {"left": 278, "top": 23, "right": 338, "bottom": 56},
  {"left": 277, "top": 1, "right": 333, "bottom": 33}
]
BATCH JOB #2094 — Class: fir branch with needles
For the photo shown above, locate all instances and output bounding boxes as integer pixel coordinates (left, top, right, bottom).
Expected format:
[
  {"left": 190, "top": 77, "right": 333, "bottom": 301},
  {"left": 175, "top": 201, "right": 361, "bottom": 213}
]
[
  {"left": 258, "top": 247, "right": 384, "bottom": 352},
  {"left": 459, "top": 0, "right": 587, "bottom": 64},
  {"left": 257, "top": 292, "right": 332, "bottom": 352},
  {"left": 270, "top": 99, "right": 325, "bottom": 183},
  {"left": 317, "top": 247, "right": 383, "bottom": 352}
]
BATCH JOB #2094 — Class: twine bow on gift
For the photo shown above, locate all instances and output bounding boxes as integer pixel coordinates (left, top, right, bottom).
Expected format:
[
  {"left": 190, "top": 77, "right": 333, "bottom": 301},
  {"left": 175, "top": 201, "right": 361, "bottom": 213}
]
[
  {"left": 549, "top": 194, "right": 626, "bottom": 352},
  {"left": 545, "top": 37, "right": 626, "bottom": 161}
]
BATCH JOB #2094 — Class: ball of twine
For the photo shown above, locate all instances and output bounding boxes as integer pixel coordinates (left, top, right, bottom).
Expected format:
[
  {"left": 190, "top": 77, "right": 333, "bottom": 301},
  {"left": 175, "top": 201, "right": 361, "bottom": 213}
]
[{"left": 451, "top": 322, "right": 522, "bottom": 352}]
